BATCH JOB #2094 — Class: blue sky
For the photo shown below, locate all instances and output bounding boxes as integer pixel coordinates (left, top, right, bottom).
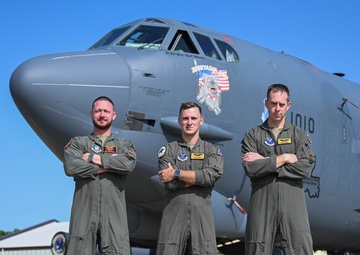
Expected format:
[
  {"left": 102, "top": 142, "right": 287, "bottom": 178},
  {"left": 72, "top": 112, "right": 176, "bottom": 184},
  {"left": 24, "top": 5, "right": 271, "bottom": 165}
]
[{"left": 1, "top": 0, "right": 360, "bottom": 232}]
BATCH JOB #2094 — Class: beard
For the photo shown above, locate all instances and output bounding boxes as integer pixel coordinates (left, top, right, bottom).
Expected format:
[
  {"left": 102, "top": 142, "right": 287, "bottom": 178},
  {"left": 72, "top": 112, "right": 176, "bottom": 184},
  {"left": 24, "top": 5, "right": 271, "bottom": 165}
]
[{"left": 93, "top": 118, "right": 112, "bottom": 130}]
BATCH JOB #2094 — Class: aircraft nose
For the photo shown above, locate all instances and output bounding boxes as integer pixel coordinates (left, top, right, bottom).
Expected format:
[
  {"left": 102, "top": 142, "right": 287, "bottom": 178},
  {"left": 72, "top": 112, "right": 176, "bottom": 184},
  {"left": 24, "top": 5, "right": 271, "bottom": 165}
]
[{"left": 10, "top": 50, "right": 131, "bottom": 159}]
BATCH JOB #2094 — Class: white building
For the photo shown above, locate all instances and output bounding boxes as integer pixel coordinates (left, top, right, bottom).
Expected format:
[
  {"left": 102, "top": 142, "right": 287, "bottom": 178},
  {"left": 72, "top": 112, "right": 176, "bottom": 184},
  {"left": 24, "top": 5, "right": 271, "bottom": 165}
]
[{"left": 0, "top": 220, "right": 69, "bottom": 255}]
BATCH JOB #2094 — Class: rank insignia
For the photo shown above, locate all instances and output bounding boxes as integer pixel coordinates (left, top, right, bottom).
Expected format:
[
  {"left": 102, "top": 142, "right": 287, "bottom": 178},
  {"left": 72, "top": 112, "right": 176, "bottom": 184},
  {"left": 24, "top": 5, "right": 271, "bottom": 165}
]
[
  {"left": 265, "top": 138, "right": 275, "bottom": 146},
  {"left": 191, "top": 153, "right": 205, "bottom": 160},
  {"left": 177, "top": 152, "right": 188, "bottom": 161},
  {"left": 278, "top": 138, "right": 292, "bottom": 145}
]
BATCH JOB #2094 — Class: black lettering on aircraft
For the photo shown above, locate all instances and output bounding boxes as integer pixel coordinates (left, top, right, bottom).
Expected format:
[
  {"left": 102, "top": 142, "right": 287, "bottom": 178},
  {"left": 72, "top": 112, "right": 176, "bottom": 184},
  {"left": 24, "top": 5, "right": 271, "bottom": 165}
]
[{"left": 290, "top": 112, "right": 315, "bottom": 134}]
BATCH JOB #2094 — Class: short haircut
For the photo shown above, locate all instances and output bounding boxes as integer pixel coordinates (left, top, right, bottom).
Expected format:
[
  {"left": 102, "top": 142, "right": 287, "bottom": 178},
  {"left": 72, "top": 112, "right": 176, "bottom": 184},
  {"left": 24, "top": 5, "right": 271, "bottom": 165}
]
[
  {"left": 179, "top": 102, "right": 202, "bottom": 116},
  {"left": 267, "top": 84, "right": 290, "bottom": 102},
  {"left": 92, "top": 96, "right": 115, "bottom": 110}
]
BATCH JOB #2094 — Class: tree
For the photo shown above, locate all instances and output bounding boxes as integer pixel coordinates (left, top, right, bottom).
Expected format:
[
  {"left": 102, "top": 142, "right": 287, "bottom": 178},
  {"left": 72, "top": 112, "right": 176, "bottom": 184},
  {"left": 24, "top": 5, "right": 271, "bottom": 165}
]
[{"left": 0, "top": 229, "right": 20, "bottom": 238}]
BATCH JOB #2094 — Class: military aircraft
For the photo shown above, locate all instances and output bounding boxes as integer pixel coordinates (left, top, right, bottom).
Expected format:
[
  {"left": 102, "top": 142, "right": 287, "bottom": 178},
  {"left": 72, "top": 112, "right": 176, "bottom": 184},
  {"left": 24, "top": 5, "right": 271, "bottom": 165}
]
[{"left": 10, "top": 17, "right": 360, "bottom": 254}]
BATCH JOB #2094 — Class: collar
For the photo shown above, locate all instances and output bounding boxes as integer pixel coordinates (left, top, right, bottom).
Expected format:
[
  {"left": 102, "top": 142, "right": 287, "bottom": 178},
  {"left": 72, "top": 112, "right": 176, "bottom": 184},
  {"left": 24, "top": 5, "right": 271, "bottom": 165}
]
[{"left": 260, "top": 119, "right": 291, "bottom": 131}]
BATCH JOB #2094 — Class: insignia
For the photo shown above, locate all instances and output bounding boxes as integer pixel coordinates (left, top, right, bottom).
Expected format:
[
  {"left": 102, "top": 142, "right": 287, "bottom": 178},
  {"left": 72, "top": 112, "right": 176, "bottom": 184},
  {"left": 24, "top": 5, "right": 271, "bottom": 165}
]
[
  {"left": 191, "top": 153, "right": 205, "bottom": 160},
  {"left": 91, "top": 144, "right": 102, "bottom": 153},
  {"left": 264, "top": 138, "right": 275, "bottom": 146},
  {"left": 214, "top": 163, "right": 221, "bottom": 170},
  {"left": 277, "top": 138, "right": 292, "bottom": 145},
  {"left": 217, "top": 147, "right": 223, "bottom": 156},
  {"left": 103, "top": 146, "right": 118, "bottom": 153},
  {"left": 158, "top": 146, "right": 166, "bottom": 158},
  {"left": 306, "top": 132, "right": 312, "bottom": 143},
  {"left": 177, "top": 152, "right": 188, "bottom": 161},
  {"left": 64, "top": 138, "right": 72, "bottom": 149},
  {"left": 261, "top": 98, "right": 268, "bottom": 122}
]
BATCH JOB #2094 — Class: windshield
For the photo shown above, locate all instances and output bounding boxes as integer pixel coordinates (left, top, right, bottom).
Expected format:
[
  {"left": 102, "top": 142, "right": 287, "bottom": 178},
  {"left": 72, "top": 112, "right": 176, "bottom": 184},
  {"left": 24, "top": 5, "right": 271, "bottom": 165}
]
[
  {"left": 90, "top": 26, "right": 131, "bottom": 49},
  {"left": 118, "top": 25, "right": 169, "bottom": 50}
]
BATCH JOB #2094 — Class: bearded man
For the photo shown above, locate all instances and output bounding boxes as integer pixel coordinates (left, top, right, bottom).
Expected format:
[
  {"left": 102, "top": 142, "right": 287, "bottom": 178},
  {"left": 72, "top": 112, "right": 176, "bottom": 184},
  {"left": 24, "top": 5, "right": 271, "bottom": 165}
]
[{"left": 64, "top": 96, "right": 136, "bottom": 255}]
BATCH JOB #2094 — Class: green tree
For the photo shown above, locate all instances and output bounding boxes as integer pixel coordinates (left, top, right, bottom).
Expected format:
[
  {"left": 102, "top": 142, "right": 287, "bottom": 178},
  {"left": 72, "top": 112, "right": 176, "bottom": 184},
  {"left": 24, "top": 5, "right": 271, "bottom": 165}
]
[{"left": 0, "top": 229, "right": 20, "bottom": 237}]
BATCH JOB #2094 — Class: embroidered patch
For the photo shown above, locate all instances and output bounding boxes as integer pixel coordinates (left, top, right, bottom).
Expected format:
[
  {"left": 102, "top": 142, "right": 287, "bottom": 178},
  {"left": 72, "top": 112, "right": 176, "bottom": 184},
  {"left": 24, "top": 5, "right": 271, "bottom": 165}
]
[
  {"left": 265, "top": 138, "right": 275, "bottom": 146},
  {"left": 177, "top": 152, "right": 188, "bottom": 161},
  {"left": 278, "top": 138, "right": 292, "bottom": 145},
  {"left": 91, "top": 144, "right": 102, "bottom": 153},
  {"left": 158, "top": 146, "right": 166, "bottom": 158},
  {"left": 191, "top": 153, "right": 205, "bottom": 160},
  {"left": 217, "top": 147, "right": 223, "bottom": 156},
  {"left": 103, "top": 146, "right": 118, "bottom": 153}
]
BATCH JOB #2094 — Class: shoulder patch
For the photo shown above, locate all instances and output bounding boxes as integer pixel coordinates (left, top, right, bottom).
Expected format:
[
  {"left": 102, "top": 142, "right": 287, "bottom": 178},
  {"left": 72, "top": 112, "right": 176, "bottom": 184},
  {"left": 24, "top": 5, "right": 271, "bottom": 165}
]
[
  {"left": 217, "top": 147, "right": 223, "bottom": 156},
  {"left": 158, "top": 146, "right": 166, "bottom": 158},
  {"left": 306, "top": 132, "right": 312, "bottom": 143}
]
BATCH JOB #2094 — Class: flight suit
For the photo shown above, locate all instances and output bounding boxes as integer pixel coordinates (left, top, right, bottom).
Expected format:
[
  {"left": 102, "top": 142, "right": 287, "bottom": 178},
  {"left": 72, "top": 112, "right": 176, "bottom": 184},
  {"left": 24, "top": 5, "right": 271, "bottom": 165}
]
[
  {"left": 64, "top": 133, "right": 136, "bottom": 255},
  {"left": 242, "top": 120, "right": 315, "bottom": 255},
  {"left": 156, "top": 138, "right": 223, "bottom": 255}
]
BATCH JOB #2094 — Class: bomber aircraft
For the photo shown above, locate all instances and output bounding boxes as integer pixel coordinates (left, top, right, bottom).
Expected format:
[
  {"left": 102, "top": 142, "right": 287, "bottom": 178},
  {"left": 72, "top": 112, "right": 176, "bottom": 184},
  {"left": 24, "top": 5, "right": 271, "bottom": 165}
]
[{"left": 10, "top": 17, "right": 360, "bottom": 254}]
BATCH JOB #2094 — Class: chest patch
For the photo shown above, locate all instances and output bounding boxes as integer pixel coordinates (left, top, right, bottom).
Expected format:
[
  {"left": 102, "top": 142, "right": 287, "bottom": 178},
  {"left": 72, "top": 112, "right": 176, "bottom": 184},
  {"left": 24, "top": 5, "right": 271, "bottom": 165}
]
[
  {"left": 265, "top": 138, "right": 275, "bottom": 146},
  {"left": 91, "top": 144, "right": 102, "bottom": 153},
  {"left": 191, "top": 153, "right": 205, "bottom": 160},
  {"left": 277, "top": 138, "right": 292, "bottom": 145},
  {"left": 177, "top": 152, "right": 188, "bottom": 161},
  {"left": 103, "top": 146, "right": 118, "bottom": 153}
]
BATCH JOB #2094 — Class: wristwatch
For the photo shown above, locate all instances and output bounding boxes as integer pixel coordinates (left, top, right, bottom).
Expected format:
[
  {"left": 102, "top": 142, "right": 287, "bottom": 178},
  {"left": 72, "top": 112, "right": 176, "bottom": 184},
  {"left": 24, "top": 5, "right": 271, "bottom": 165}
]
[
  {"left": 87, "top": 152, "right": 95, "bottom": 163},
  {"left": 174, "top": 169, "right": 181, "bottom": 179}
]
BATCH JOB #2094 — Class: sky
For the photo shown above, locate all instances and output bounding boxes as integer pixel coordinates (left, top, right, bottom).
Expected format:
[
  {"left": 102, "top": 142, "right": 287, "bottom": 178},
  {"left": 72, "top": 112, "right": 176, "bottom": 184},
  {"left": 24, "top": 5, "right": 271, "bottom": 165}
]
[{"left": 1, "top": 0, "right": 360, "bottom": 232}]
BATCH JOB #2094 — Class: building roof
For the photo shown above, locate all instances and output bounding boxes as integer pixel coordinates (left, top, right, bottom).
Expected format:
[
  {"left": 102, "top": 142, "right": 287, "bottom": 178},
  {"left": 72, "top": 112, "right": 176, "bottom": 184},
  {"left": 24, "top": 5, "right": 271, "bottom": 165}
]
[{"left": 0, "top": 220, "right": 69, "bottom": 249}]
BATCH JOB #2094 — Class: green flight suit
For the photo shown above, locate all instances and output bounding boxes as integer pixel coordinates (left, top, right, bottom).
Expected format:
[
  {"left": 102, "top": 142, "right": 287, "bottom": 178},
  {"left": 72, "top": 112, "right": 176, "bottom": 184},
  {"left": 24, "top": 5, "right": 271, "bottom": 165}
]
[
  {"left": 242, "top": 120, "right": 315, "bottom": 255},
  {"left": 156, "top": 138, "right": 223, "bottom": 255},
  {"left": 64, "top": 133, "right": 136, "bottom": 255}
]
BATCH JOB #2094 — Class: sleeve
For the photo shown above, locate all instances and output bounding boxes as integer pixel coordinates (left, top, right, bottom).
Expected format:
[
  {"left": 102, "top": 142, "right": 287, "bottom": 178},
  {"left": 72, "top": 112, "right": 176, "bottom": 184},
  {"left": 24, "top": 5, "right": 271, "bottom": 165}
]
[
  {"left": 158, "top": 143, "right": 181, "bottom": 191},
  {"left": 277, "top": 130, "right": 316, "bottom": 179},
  {"left": 63, "top": 137, "right": 99, "bottom": 179},
  {"left": 241, "top": 129, "right": 278, "bottom": 178},
  {"left": 193, "top": 144, "right": 223, "bottom": 187},
  {"left": 100, "top": 139, "right": 136, "bottom": 175}
]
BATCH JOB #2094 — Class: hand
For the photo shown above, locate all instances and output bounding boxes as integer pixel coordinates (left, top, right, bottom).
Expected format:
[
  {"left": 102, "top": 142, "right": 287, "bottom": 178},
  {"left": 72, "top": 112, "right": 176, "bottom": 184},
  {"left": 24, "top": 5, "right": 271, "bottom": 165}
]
[
  {"left": 283, "top": 153, "right": 298, "bottom": 164},
  {"left": 98, "top": 168, "right": 110, "bottom": 174},
  {"left": 158, "top": 163, "right": 175, "bottom": 183},
  {"left": 242, "top": 152, "right": 264, "bottom": 162},
  {"left": 82, "top": 152, "right": 90, "bottom": 161}
]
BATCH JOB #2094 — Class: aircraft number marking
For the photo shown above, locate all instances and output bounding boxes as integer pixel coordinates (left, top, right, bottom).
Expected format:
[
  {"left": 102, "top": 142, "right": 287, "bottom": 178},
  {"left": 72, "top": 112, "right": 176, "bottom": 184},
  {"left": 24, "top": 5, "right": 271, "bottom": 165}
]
[{"left": 290, "top": 112, "right": 315, "bottom": 134}]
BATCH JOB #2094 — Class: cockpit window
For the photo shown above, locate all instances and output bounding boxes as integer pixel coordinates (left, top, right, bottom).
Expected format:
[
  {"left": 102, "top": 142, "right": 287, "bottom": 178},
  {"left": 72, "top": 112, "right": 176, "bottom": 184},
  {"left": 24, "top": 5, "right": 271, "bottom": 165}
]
[
  {"left": 214, "top": 39, "right": 239, "bottom": 63},
  {"left": 168, "top": 30, "right": 199, "bottom": 54},
  {"left": 193, "top": 33, "right": 221, "bottom": 60},
  {"left": 118, "top": 25, "right": 169, "bottom": 50},
  {"left": 90, "top": 26, "right": 130, "bottom": 49}
]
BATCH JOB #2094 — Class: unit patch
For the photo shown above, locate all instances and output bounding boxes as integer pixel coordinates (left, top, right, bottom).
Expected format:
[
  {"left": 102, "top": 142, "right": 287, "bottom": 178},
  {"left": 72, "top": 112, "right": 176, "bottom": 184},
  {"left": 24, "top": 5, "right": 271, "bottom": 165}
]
[
  {"left": 158, "top": 146, "right": 166, "bottom": 158},
  {"left": 91, "top": 144, "right": 102, "bottom": 153},
  {"left": 265, "top": 138, "right": 275, "bottom": 146},
  {"left": 177, "top": 152, "right": 188, "bottom": 161}
]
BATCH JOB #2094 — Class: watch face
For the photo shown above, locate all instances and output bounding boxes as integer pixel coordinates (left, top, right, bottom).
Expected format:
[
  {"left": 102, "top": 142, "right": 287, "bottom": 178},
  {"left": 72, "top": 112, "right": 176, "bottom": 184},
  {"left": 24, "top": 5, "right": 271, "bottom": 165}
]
[{"left": 175, "top": 169, "right": 180, "bottom": 178}]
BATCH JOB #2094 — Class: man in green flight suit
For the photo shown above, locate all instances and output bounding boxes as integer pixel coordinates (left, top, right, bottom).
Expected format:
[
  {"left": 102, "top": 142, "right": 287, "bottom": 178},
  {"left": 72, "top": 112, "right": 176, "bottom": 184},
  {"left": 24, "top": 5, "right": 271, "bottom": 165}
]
[
  {"left": 156, "top": 102, "right": 224, "bottom": 255},
  {"left": 64, "top": 96, "right": 136, "bottom": 255},
  {"left": 242, "top": 84, "right": 316, "bottom": 255}
]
